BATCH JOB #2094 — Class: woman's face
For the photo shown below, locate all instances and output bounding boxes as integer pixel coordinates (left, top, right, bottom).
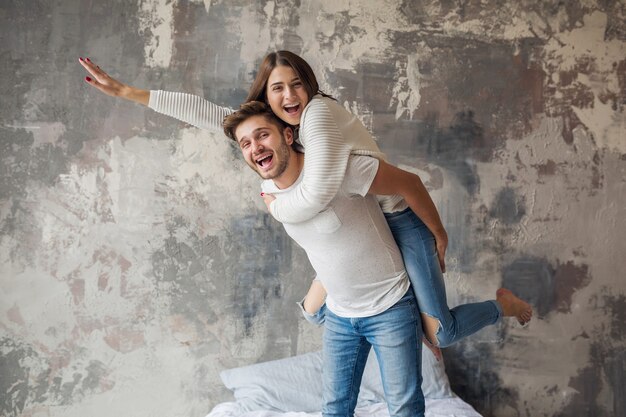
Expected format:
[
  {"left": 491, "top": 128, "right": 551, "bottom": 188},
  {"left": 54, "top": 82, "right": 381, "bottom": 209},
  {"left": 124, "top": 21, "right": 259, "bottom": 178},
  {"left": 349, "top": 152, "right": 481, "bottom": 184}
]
[{"left": 266, "top": 65, "right": 310, "bottom": 126}]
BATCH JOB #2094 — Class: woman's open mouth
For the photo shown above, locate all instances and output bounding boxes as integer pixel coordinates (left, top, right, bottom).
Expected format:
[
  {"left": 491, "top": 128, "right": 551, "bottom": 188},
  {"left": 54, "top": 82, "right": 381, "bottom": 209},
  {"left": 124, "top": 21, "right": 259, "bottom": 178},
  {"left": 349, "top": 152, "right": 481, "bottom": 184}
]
[{"left": 284, "top": 103, "right": 300, "bottom": 115}]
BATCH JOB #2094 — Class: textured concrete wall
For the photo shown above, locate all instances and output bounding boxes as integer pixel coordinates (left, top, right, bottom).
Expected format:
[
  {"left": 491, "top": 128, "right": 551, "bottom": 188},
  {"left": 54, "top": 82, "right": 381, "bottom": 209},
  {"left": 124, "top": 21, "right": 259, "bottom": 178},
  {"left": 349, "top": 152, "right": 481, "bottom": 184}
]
[{"left": 1, "top": 1, "right": 624, "bottom": 416}]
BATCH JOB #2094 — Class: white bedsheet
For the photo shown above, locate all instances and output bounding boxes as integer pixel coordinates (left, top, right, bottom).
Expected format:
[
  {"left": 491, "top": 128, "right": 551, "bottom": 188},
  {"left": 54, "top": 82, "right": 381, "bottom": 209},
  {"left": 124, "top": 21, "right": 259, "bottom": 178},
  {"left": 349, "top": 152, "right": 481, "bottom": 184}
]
[{"left": 207, "top": 397, "right": 482, "bottom": 417}]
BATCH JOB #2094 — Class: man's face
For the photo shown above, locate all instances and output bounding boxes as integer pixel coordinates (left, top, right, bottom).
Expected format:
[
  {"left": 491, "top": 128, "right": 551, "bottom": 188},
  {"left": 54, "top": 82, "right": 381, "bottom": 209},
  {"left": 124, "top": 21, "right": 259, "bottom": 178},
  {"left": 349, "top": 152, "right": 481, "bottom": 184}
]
[{"left": 235, "top": 115, "right": 293, "bottom": 180}]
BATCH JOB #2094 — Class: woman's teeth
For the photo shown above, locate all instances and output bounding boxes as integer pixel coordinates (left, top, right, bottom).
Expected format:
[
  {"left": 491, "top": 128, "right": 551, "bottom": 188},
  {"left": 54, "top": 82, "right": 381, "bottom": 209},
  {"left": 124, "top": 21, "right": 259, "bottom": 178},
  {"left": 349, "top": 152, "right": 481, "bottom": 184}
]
[{"left": 284, "top": 104, "right": 299, "bottom": 114}]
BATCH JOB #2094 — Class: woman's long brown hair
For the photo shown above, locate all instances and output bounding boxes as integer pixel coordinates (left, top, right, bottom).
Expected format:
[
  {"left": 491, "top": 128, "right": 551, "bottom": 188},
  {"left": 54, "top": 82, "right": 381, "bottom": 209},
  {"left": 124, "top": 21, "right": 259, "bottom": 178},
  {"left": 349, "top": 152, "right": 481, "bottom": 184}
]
[{"left": 246, "top": 50, "right": 333, "bottom": 104}]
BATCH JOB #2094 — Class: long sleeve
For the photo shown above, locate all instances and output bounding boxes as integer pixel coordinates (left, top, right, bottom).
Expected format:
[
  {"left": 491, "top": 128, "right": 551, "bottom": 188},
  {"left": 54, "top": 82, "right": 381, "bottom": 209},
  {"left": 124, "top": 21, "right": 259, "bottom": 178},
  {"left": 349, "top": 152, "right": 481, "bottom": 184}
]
[
  {"left": 269, "top": 98, "right": 352, "bottom": 223},
  {"left": 148, "top": 90, "right": 235, "bottom": 132}
]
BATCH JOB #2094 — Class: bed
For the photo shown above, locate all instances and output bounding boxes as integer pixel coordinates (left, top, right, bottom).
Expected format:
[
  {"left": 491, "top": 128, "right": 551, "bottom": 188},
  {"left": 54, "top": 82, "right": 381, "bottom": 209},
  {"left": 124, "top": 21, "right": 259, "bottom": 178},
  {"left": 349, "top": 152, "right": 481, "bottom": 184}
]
[{"left": 206, "top": 348, "right": 481, "bottom": 417}]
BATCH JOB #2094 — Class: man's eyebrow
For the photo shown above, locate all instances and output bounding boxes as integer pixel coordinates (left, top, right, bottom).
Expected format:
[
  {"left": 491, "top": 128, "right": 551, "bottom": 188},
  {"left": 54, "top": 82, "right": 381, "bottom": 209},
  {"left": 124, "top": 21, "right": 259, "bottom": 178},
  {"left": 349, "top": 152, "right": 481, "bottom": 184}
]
[{"left": 237, "top": 126, "right": 269, "bottom": 143}]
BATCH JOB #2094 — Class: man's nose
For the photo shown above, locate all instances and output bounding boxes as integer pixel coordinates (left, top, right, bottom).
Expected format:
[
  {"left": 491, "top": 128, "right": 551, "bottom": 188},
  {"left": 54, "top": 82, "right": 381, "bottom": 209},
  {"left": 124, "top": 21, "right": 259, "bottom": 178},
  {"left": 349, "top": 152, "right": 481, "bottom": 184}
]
[{"left": 251, "top": 140, "right": 263, "bottom": 153}]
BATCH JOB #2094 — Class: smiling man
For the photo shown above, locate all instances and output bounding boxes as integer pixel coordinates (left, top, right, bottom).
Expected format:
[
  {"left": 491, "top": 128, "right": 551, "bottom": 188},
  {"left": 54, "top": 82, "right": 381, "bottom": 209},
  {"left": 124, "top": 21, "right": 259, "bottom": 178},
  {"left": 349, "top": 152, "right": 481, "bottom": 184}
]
[
  {"left": 223, "top": 101, "right": 426, "bottom": 417},
  {"left": 234, "top": 107, "right": 298, "bottom": 185}
]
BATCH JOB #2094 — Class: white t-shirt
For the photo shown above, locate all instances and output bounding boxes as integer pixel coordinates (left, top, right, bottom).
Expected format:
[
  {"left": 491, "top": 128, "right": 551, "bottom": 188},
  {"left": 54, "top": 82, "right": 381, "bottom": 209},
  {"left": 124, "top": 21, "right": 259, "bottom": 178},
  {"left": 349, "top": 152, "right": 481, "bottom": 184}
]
[{"left": 262, "top": 155, "right": 410, "bottom": 318}]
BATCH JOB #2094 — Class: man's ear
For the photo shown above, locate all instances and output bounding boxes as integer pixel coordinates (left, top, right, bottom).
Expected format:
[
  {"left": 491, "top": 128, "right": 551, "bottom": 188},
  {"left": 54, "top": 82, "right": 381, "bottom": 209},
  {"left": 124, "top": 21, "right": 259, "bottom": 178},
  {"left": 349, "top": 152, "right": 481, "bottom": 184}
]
[{"left": 283, "top": 126, "right": 294, "bottom": 145}]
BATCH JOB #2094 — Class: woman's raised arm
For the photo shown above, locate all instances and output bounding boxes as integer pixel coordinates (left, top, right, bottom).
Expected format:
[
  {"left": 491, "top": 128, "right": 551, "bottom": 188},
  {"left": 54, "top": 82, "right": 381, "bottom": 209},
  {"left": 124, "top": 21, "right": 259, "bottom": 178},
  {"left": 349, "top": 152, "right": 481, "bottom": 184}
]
[
  {"left": 79, "top": 57, "right": 234, "bottom": 132},
  {"left": 79, "top": 57, "right": 149, "bottom": 105}
]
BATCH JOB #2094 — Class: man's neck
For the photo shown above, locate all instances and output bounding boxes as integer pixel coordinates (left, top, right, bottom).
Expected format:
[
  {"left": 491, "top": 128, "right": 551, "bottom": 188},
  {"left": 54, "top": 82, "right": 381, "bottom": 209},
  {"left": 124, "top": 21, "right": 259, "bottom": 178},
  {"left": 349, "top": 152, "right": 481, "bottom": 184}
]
[{"left": 272, "top": 151, "right": 304, "bottom": 189}]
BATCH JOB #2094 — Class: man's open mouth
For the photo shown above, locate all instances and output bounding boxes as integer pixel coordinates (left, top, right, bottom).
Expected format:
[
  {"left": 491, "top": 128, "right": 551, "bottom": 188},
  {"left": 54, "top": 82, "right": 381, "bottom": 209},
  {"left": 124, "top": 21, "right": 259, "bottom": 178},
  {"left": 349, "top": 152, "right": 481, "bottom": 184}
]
[{"left": 256, "top": 153, "right": 273, "bottom": 169}]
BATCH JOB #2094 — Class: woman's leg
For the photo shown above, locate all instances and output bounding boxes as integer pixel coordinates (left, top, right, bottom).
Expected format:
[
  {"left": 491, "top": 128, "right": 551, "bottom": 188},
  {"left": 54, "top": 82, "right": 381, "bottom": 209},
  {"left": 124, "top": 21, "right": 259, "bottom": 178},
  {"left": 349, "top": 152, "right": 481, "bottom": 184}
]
[{"left": 385, "top": 208, "right": 529, "bottom": 347}]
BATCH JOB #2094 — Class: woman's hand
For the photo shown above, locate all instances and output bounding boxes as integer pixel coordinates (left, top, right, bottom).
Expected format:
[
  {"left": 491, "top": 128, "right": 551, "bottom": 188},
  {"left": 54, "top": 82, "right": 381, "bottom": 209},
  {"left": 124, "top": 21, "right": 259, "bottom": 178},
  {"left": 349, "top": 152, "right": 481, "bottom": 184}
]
[
  {"left": 79, "top": 57, "right": 149, "bottom": 105},
  {"left": 261, "top": 192, "right": 276, "bottom": 212}
]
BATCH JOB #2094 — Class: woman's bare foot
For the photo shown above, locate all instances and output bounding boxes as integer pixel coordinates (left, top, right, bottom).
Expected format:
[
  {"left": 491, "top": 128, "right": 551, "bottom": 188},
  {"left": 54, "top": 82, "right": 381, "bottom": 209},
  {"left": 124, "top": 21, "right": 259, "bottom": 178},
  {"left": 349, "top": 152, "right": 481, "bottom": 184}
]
[{"left": 496, "top": 288, "right": 533, "bottom": 325}]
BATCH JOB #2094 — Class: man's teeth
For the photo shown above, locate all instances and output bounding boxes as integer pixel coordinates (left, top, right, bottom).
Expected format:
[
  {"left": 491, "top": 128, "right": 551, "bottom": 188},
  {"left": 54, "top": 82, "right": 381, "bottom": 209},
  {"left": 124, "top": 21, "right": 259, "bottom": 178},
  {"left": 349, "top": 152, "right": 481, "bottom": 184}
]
[{"left": 257, "top": 155, "right": 272, "bottom": 167}]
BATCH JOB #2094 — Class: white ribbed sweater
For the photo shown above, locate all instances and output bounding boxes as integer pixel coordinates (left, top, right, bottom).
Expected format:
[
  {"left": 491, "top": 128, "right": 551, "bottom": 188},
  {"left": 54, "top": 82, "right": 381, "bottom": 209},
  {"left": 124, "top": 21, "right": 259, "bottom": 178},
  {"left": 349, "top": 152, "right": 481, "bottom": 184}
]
[{"left": 148, "top": 91, "right": 406, "bottom": 222}]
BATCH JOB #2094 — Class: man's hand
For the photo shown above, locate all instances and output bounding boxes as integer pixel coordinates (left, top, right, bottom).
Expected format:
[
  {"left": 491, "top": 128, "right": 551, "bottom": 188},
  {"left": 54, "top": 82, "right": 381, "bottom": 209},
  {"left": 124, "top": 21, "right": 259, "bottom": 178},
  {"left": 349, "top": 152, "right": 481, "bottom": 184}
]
[
  {"left": 79, "top": 57, "right": 149, "bottom": 105},
  {"left": 261, "top": 192, "right": 276, "bottom": 212},
  {"left": 422, "top": 336, "right": 442, "bottom": 362}
]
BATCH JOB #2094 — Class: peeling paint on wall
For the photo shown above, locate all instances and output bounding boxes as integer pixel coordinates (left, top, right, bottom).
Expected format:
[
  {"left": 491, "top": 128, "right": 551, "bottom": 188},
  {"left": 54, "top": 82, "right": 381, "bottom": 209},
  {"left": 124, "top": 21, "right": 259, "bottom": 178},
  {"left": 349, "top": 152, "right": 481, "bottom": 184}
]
[{"left": 1, "top": 1, "right": 624, "bottom": 416}]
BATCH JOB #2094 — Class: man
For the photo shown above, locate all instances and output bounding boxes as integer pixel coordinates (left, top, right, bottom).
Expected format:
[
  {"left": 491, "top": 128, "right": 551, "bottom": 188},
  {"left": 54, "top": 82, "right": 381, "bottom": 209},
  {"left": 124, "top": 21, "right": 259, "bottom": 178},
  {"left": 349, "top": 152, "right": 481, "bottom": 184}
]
[{"left": 223, "top": 101, "right": 426, "bottom": 417}]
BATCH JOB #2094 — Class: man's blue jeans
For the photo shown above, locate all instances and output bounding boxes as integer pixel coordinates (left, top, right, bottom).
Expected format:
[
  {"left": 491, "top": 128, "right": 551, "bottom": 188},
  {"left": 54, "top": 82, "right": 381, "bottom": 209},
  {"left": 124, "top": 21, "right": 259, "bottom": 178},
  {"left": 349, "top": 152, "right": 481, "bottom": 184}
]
[
  {"left": 322, "top": 289, "right": 424, "bottom": 417},
  {"left": 384, "top": 208, "right": 502, "bottom": 347}
]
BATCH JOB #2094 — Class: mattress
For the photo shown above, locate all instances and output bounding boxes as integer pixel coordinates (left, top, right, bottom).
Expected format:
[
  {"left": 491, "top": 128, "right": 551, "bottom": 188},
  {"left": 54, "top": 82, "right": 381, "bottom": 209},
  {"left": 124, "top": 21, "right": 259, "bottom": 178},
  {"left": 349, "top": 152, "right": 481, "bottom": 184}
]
[
  {"left": 208, "top": 398, "right": 481, "bottom": 417},
  {"left": 207, "top": 349, "right": 481, "bottom": 417}
]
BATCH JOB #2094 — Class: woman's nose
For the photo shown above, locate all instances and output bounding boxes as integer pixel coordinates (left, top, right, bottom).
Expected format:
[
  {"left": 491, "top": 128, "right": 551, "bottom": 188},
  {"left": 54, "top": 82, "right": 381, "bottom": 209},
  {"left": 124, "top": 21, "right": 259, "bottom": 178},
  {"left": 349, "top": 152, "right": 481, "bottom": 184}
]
[{"left": 284, "top": 86, "right": 296, "bottom": 99}]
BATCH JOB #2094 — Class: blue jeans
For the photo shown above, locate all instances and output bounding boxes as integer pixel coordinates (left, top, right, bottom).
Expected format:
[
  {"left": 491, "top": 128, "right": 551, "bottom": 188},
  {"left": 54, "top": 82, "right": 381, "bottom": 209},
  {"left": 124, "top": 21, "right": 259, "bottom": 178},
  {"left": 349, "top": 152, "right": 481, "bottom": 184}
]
[
  {"left": 384, "top": 208, "right": 502, "bottom": 347},
  {"left": 322, "top": 289, "right": 424, "bottom": 417}
]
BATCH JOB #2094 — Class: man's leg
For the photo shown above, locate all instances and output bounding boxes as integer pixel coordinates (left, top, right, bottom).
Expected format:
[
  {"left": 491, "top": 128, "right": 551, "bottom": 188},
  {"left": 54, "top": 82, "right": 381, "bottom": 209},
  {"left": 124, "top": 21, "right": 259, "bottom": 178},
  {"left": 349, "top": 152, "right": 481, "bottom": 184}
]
[
  {"left": 322, "top": 308, "right": 370, "bottom": 417},
  {"left": 364, "top": 289, "right": 424, "bottom": 417}
]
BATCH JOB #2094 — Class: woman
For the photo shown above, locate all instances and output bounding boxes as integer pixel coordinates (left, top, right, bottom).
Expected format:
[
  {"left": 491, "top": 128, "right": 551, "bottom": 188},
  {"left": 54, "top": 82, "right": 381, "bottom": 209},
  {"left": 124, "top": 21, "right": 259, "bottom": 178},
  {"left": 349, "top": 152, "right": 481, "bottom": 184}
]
[{"left": 79, "top": 52, "right": 531, "bottom": 350}]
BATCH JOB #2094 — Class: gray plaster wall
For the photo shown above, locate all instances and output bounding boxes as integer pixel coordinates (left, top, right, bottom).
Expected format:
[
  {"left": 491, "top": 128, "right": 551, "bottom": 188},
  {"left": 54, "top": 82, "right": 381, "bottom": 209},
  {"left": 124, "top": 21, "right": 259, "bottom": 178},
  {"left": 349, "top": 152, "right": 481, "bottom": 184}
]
[{"left": 1, "top": 1, "right": 624, "bottom": 416}]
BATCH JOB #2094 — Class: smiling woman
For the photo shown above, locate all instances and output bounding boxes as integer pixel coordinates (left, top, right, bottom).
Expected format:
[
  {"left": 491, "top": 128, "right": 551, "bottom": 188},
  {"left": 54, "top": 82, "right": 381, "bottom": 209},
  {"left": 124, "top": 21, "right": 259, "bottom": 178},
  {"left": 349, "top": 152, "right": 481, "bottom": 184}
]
[{"left": 266, "top": 65, "right": 309, "bottom": 126}]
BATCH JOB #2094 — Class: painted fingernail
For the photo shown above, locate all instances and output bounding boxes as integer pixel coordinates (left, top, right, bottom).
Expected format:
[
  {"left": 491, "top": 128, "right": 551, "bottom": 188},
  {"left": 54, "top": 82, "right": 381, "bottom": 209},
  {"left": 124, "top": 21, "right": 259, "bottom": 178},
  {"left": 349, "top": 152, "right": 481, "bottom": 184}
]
[
  {"left": 79, "top": 57, "right": 84, "bottom": 61},
  {"left": 261, "top": 192, "right": 265, "bottom": 196},
  {"left": 85, "top": 76, "right": 92, "bottom": 82},
  {"left": 86, "top": 57, "right": 91, "bottom": 62}
]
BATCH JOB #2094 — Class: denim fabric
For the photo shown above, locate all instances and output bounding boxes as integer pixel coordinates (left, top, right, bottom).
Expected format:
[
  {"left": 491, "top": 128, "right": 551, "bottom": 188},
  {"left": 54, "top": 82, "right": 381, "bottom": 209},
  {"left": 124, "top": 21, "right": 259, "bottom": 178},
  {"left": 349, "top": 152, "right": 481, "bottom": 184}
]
[
  {"left": 322, "top": 290, "right": 424, "bottom": 417},
  {"left": 384, "top": 208, "right": 502, "bottom": 347},
  {"left": 297, "top": 298, "right": 327, "bottom": 325}
]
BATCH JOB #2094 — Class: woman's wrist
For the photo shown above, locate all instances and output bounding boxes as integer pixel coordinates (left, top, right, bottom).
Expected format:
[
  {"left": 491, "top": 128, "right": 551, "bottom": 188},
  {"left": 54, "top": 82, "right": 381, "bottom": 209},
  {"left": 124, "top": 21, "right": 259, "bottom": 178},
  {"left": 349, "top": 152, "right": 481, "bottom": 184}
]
[{"left": 121, "top": 85, "right": 149, "bottom": 105}]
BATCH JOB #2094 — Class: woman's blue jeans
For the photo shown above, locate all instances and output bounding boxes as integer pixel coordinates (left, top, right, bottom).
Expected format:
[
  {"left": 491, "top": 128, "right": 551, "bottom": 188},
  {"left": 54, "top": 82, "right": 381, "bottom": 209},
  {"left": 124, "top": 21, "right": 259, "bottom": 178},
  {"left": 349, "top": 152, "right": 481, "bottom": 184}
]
[
  {"left": 322, "top": 289, "right": 424, "bottom": 417},
  {"left": 384, "top": 208, "right": 502, "bottom": 347}
]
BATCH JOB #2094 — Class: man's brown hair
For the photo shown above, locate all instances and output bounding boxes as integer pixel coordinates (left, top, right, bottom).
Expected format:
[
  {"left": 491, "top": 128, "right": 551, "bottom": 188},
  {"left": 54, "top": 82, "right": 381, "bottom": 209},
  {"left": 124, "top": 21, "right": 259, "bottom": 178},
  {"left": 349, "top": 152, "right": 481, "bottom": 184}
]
[{"left": 223, "top": 101, "right": 287, "bottom": 142}]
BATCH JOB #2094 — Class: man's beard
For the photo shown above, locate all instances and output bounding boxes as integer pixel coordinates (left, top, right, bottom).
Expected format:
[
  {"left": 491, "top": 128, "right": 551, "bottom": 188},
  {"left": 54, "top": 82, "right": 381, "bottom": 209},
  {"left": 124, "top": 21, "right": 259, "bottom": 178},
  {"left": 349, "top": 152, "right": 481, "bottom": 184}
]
[{"left": 251, "top": 136, "right": 291, "bottom": 180}]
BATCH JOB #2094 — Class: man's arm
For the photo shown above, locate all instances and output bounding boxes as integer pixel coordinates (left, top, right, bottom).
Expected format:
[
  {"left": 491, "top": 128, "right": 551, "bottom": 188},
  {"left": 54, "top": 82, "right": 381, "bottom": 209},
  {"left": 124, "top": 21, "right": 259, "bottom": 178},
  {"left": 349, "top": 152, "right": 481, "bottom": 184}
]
[
  {"left": 369, "top": 160, "right": 448, "bottom": 272},
  {"left": 302, "top": 279, "right": 327, "bottom": 314},
  {"left": 296, "top": 279, "right": 327, "bottom": 326}
]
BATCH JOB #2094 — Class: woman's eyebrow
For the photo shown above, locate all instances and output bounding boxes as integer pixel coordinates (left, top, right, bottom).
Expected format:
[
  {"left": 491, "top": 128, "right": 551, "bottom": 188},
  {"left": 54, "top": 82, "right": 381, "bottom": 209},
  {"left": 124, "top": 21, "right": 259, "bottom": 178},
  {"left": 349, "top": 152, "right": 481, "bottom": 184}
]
[{"left": 269, "top": 77, "right": 300, "bottom": 87}]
